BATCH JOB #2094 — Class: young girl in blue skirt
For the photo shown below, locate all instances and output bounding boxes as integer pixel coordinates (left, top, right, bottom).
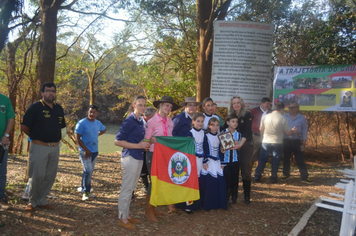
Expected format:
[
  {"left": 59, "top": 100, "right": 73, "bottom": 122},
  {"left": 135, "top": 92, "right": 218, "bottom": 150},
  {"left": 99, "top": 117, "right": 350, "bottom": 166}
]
[{"left": 200, "top": 117, "right": 227, "bottom": 210}]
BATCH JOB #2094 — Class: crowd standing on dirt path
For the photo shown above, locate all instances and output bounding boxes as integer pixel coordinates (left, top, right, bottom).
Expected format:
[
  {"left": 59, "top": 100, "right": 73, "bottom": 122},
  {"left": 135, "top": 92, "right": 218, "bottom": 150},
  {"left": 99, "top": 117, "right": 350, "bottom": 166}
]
[{"left": 1, "top": 82, "right": 313, "bottom": 230}]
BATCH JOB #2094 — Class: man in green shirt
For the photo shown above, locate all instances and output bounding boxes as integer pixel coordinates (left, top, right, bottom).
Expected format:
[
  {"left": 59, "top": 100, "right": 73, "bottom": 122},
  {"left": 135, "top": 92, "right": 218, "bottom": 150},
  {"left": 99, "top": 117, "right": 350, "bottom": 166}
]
[{"left": 0, "top": 93, "right": 15, "bottom": 209}]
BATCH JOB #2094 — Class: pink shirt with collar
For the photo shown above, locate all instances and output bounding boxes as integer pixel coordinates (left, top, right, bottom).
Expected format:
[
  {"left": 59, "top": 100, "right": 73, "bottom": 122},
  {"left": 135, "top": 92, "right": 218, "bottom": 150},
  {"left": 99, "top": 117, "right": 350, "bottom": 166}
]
[{"left": 145, "top": 113, "right": 173, "bottom": 152}]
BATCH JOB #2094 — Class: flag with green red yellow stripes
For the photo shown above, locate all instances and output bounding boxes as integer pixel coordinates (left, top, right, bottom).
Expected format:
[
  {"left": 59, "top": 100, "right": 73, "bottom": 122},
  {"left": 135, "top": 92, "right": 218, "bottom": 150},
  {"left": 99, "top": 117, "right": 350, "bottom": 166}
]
[{"left": 150, "top": 136, "right": 199, "bottom": 206}]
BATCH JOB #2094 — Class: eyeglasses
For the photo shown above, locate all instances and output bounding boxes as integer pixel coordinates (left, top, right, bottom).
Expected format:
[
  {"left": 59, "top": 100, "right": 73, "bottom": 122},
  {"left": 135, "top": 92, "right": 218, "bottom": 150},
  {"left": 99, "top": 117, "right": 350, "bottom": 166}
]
[
  {"left": 288, "top": 106, "right": 297, "bottom": 109},
  {"left": 44, "top": 90, "right": 56, "bottom": 93}
]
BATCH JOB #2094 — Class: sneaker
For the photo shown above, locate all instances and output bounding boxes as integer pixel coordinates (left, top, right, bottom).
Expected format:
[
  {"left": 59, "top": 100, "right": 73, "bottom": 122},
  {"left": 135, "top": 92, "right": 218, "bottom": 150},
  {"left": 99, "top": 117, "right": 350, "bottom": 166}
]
[
  {"left": 22, "top": 193, "right": 29, "bottom": 200},
  {"left": 82, "top": 192, "right": 89, "bottom": 201},
  {"left": 185, "top": 209, "right": 193, "bottom": 214},
  {"left": 302, "top": 178, "right": 313, "bottom": 184},
  {"left": 281, "top": 175, "right": 289, "bottom": 180},
  {"left": 77, "top": 187, "right": 93, "bottom": 192}
]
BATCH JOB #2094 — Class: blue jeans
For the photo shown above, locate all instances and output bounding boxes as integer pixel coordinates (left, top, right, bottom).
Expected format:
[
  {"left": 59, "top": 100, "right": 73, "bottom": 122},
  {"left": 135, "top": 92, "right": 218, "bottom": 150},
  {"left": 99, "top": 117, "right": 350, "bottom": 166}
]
[
  {"left": 255, "top": 143, "right": 283, "bottom": 182},
  {"left": 79, "top": 150, "right": 98, "bottom": 194},
  {"left": 0, "top": 150, "right": 8, "bottom": 199}
]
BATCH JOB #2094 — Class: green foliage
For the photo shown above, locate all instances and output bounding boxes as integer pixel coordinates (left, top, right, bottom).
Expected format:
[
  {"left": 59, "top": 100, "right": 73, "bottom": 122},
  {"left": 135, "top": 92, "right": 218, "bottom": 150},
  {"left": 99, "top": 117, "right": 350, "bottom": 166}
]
[{"left": 307, "top": 0, "right": 356, "bottom": 65}]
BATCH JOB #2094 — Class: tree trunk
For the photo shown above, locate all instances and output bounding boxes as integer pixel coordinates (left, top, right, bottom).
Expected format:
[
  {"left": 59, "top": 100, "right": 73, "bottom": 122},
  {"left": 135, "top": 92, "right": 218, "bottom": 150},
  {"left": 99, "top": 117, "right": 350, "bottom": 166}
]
[
  {"left": 0, "top": 0, "right": 17, "bottom": 53},
  {"left": 345, "top": 112, "right": 354, "bottom": 159},
  {"left": 336, "top": 112, "right": 345, "bottom": 162},
  {"left": 37, "top": 0, "right": 64, "bottom": 98},
  {"left": 89, "top": 78, "right": 95, "bottom": 105},
  {"left": 196, "top": 0, "right": 213, "bottom": 102}
]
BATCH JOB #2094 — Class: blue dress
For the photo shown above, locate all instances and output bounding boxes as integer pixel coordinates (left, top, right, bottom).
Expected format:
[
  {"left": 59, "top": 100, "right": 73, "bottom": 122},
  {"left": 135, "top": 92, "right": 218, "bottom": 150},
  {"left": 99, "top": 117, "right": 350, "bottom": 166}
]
[{"left": 200, "top": 132, "right": 227, "bottom": 210}]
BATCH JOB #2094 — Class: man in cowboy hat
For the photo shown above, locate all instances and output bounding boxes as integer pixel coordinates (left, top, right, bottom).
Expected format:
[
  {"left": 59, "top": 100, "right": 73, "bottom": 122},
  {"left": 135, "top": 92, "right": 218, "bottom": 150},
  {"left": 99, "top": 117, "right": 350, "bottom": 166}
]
[
  {"left": 144, "top": 95, "right": 180, "bottom": 222},
  {"left": 172, "top": 97, "right": 201, "bottom": 137}
]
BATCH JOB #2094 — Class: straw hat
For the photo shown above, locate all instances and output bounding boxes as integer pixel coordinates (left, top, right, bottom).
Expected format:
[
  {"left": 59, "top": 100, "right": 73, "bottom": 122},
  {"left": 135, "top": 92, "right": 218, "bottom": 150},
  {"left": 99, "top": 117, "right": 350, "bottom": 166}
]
[
  {"left": 153, "top": 96, "right": 180, "bottom": 111},
  {"left": 179, "top": 97, "right": 202, "bottom": 107}
]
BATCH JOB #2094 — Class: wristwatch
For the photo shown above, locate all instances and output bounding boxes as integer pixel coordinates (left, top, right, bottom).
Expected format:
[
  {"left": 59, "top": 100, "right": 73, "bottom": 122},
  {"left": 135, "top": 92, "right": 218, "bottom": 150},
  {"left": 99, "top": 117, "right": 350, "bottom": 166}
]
[{"left": 3, "top": 134, "right": 9, "bottom": 138}]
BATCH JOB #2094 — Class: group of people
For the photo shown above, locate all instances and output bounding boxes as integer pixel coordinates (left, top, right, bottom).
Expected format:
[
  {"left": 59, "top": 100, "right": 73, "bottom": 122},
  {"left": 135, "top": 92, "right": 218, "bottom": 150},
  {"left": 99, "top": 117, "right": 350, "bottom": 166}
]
[
  {"left": 0, "top": 82, "right": 311, "bottom": 231},
  {"left": 114, "top": 94, "right": 311, "bottom": 229}
]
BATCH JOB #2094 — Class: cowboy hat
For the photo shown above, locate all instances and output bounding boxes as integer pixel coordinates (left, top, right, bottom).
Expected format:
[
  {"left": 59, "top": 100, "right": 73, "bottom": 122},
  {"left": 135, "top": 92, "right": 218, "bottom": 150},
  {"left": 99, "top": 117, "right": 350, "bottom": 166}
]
[
  {"left": 179, "top": 97, "right": 202, "bottom": 107},
  {"left": 153, "top": 96, "right": 180, "bottom": 111}
]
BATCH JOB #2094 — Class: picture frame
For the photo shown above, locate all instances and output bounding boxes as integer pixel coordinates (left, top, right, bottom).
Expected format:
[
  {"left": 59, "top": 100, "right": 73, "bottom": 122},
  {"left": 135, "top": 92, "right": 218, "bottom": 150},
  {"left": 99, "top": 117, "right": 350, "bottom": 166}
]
[{"left": 218, "top": 132, "right": 235, "bottom": 150}]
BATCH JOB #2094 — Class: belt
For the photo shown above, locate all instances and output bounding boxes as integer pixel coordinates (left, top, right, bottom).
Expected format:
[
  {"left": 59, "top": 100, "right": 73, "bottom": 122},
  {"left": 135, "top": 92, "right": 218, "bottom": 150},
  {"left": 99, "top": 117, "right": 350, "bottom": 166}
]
[
  {"left": 252, "top": 132, "right": 260, "bottom": 136},
  {"left": 32, "top": 140, "right": 60, "bottom": 147}
]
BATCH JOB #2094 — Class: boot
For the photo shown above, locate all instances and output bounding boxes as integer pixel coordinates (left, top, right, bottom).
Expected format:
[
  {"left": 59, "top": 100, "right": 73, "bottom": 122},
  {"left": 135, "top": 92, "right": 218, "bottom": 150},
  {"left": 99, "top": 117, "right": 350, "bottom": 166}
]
[
  {"left": 226, "top": 187, "right": 232, "bottom": 208},
  {"left": 145, "top": 195, "right": 158, "bottom": 222},
  {"left": 231, "top": 185, "right": 238, "bottom": 204},
  {"left": 141, "top": 174, "right": 149, "bottom": 192},
  {"left": 243, "top": 180, "right": 251, "bottom": 204}
]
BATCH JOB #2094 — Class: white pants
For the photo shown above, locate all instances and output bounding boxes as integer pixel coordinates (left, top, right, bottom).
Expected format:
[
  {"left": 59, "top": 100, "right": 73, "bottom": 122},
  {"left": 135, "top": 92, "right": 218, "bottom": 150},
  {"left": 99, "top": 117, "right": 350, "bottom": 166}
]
[{"left": 118, "top": 155, "right": 143, "bottom": 219}]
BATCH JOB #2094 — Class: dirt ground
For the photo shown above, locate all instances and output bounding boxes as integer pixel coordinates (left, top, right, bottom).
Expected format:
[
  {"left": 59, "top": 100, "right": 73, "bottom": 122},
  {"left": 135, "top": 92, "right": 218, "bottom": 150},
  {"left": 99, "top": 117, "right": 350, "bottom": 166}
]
[{"left": 0, "top": 147, "right": 350, "bottom": 235}]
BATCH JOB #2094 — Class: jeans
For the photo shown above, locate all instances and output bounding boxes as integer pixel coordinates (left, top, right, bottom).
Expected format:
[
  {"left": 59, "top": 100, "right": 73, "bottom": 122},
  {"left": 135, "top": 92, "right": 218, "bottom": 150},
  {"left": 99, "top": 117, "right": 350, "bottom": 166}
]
[
  {"left": 255, "top": 143, "right": 283, "bottom": 182},
  {"left": 283, "top": 139, "right": 308, "bottom": 180},
  {"left": 79, "top": 150, "right": 98, "bottom": 194},
  {"left": 0, "top": 150, "right": 8, "bottom": 199}
]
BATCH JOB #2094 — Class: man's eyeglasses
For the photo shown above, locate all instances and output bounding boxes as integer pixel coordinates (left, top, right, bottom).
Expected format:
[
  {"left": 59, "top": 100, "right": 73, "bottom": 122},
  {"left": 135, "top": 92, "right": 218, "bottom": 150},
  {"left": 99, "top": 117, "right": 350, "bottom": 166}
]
[
  {"left": 44, "top": 90, "right": 56, "bottom": 93},
  {"left": 288, "top": 106, "right": 297, "bottom": 109}
]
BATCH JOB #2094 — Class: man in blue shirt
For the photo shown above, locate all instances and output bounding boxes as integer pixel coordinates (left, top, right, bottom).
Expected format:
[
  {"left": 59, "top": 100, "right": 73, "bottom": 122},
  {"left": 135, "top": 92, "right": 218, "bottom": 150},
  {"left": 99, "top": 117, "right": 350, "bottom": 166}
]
[
  {"left": 172, "top": 97, "right": 201, "bottom": 137},
  {"left": 75, "top": 105, "right": 106, "bottom": 200},
  {"left": 282, "top": 102, "right": 311, "bottom": 183}
]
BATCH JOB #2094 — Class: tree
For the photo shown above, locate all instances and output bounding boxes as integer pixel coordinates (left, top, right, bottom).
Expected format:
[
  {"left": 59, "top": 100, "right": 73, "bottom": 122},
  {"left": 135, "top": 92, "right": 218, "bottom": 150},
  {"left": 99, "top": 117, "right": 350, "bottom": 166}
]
[
  {"left": 36, "top": 0, "right": 66, "bottom": 97},
  {"left": 307, "top": 0, "right": 356, "bottom": 65},
  {"left": 0, "top": 0, "right": 22, "bottom": 52},
  {"left": 195, "top": 0, "right": 231, "bottom": 102}
]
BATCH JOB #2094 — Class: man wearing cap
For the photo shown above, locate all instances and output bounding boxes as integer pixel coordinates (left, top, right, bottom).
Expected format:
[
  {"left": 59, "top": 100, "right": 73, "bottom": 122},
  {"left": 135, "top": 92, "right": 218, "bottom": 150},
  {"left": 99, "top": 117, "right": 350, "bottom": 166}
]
[
  {"left": 21, "top": 82, "right": 66, "bottom": 211},
  {"left": 0, "top": 93, "right": 15, "bottom": 209},
  {"left": 172, "top": 97, "right": 201, "bottom": 137},
  {"left": 250, "top": 97, "right": 271, "bottom": 170}
]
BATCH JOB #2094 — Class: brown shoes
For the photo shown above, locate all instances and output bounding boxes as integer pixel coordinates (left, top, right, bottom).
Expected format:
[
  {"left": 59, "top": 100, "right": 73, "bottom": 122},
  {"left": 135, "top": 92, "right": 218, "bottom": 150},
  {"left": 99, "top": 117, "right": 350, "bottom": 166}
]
[
  {"left": 119, "top": 220, "right": 135, "bottom": 230},
  {"left": 38, "top": 204, "right": 54, "bottom": 210},
  {"left": 25, "top": 203, "right": 35, "bottom": 212},
  {"left": 128, "top": 218, "right": 141, "bottom": 224}
]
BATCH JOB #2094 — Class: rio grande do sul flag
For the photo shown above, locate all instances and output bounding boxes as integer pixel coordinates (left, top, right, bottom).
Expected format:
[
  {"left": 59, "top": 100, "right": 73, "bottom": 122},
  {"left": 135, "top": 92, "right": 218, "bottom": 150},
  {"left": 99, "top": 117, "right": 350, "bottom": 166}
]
[{"left": 150, "top": 136, "right": 199, "bottom": 206}]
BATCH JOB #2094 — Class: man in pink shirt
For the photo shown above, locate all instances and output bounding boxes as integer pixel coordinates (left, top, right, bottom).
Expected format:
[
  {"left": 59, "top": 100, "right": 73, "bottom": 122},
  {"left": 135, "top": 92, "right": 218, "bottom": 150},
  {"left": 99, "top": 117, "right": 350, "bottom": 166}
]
[{"left": 144, "top": 96, "right": 179, "bottom": 222}]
